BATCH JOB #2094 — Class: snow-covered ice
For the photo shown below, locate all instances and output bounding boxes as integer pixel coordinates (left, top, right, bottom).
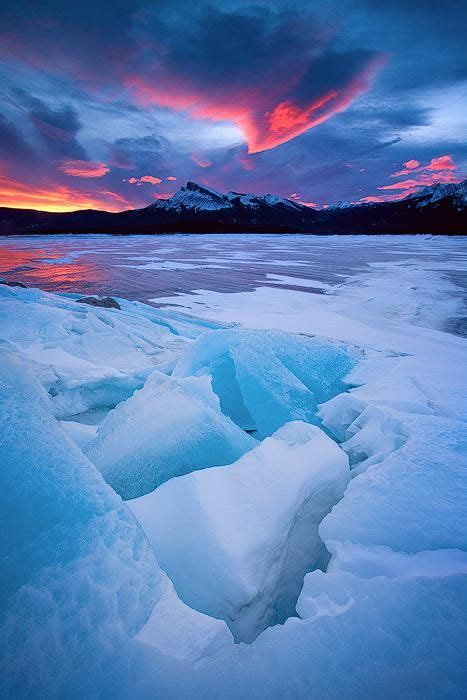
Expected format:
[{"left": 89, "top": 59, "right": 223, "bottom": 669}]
[
  {"left": 0, "top": 349, "right": 164, "bottom": 693},
  {"left": 135, "top": 581, "right": 234, "bottom": 662},
  {"left": 129, "top": 421, "right": 349, "bottom": 642},
  {"left": 0, "top": 235, "right": 466, "bottom": 698},
  {"left": 0, "top": 282, "right": 223, "bottom": 423}
]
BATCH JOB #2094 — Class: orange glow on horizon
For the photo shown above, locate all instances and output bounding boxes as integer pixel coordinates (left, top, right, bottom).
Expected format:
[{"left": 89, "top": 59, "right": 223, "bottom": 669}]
[{"left": 0, "top": 171, "right": 134, "bottom": 213}]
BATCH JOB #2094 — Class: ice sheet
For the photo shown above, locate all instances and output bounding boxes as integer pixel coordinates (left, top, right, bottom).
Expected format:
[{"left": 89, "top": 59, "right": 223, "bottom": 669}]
[
  {"left": 1, "top": 238, "right": 466, "bottom": 697},
  {"left": 86, "top": 372, "right": 255, "bottom": 499},
  {"left": 129, "top": 422, "right": 349, "bottom": 642}
]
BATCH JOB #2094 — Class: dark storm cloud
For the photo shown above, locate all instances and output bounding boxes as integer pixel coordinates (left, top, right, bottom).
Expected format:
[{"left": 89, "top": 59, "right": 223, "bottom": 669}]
[
  {"left": 0, "top": 0, "right": 142, "bottom": 87},
  {"left": 111, "top": 135, "right": 170, "bottom": 171},
  {"left": 28, "top": 102, "right": 85, "bottom": 160},
  {"left": 134, "top": 3, "right": 324, "bottom": 89},
  {"left": 0, "top": 113, "right": 36, "bottom": 165},
  {"left": 289, "top": 49, "right": 382, "bottom": 105}
]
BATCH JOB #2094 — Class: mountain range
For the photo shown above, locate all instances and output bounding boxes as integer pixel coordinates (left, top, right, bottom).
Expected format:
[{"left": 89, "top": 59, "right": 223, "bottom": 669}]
[{"left": 0, "top": 179, "right": 465, "bottom": 235}]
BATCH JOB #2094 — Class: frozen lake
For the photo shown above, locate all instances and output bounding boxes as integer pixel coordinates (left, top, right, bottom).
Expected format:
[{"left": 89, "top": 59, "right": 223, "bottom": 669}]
[
  {"left": 0, "top": 234, "right": 463, "bottom": 294},
  {"left": 1, "top": 233, "right": 466, "bottom": 335},
  {"left": 1, "top": 232, "right": 466, "bottom": 695}
]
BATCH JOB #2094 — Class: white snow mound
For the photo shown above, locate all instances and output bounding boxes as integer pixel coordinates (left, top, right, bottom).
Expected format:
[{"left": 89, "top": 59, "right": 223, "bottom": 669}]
[{"left": 129, "top": 421, "right": 349, "bottom": 642}]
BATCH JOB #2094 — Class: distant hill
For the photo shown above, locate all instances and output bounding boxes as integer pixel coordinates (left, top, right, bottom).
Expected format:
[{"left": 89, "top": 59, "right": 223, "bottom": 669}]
[{"left": 0, "top": 179, "right": 465, "bottom": 235}]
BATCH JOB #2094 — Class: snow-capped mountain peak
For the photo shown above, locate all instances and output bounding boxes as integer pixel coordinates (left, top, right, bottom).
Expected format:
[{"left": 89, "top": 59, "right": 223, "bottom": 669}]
[
  {"left": 328, "top": 200, "right": 355, "bottom": 211},
  {"left": 262, "top": 194, "right": 304, "bottom": 210},
  {"left": 406, "top": 179, "right": 467, "bottom": 207},
  {"left": 148, "top": 182, "right": 305, "bottom": 214},
  {"left": 151, "top": 181, "right": 232, "bottom": 212}
]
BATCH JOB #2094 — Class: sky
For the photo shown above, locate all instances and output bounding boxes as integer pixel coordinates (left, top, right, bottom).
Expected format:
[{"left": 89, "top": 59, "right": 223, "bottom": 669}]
[{"left": 0, "top": 0, "right": 466, "bottom": 212}]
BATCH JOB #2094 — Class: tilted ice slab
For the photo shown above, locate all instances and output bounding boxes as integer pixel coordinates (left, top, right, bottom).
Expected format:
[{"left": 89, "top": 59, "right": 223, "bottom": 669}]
[
  {"left": 0, "top": 349, "right": 234, "bottom": 695},
  {"left": 86, "top": 372, "right": 255, "bottom": 499},
  {"left": 129, "top": 421, "right": 349, "bottom": 642},
  {"left": 174, "top": 328, "right": 356, "bottom": 438},
  {"left": 0, "top": 349, "right": 164, "bottom": 694}
]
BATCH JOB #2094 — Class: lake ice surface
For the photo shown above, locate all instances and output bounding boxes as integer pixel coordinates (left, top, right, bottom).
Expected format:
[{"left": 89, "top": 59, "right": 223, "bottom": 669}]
[
  {"left": 0, "top": 234, "right": 466, "bottom": 698},
  {"left": 0, "top": 234, "right": 465, "bottom": 333}
]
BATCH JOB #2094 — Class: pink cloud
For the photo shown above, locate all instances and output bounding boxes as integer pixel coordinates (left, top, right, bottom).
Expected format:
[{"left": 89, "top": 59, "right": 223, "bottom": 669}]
[
  {"left": 360, "top": 195, "right": 386, "bottom": 203},
  {"left": 125, "top": 54, "right": 385, "bottom": 155},
  {"left": 360, "top": 190, "right": 417, "bottom": 203},
  {"left": 379, "top": 154, "right": 462, "bottom": 197},
  {"left": 166, "top": 175, "right": 177, "bottom": 181},
  {"left": 297, "top": 200, "right": 319, "bottom": 208},
  {"left": 404, "top": 159, "right": 420, "bottom": 170},
  {"left": 290, "top": 192, "right": 319, "bottom": 208},
  {"left": 427, "top": 155, "right": 456, "bottom": 171},
  {"left": 125, "top": 175, "right": 163, "bottom": 186},
  {"left": 60, "top": 160, "right": 110, "bottom": 178},
  {"left": 379, "top": 178, "right": 422, "bottom": 191},
  {"left": 191, "top": 156, "right": 212, "bottom": 168},
  {"left": 139, "top": 175, "right": 162, "bottom": 185},
  {"left": 391, "top": 159, "right": 420, "bottom": 177}
]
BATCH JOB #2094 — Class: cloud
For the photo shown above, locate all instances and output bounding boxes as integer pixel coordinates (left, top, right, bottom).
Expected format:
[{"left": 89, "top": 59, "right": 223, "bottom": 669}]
[
  {"left": 371, "top": 154, "right": 463, "bottom": 199},
  {"left": 289, "top": 193, "right": 319, "bottom": 208},
  {"left": 359, "top": 190, "right": 415, "bottom": 202},
  {"left": 391, "top": 159, "right": 420, "bottom": 176},
  {"left": 379, "top": 178, "right": 425, "bottom": 191},
  {"left": 11, "top": 90, "right": 87, "bottom": 160},
  {"left": 191, "top": 156, "right": 213, "bottom": 168},
  {"left": 3, "top": 3, "right": 386, "bottom": 153},
  {"left": 0, "top": 113, "right": 37, "bottom": 165},
  {"left": 111, "top": 134, "right": 169, "bottom": 172},
  {"left": 60, "top": 160, "right": 110, "bottom": 177},
  {"left": 384, "top": 154, "right": 459, "bottom": 187},
  {"left": 124, "top": 5, "right": 385, "bottom": 153},
  {"left": 427, "top": 155, "right": 456, "bottom": 171},
  {"left": 0, "top": 1, "right": 466, "bottom": 211},
  {"left": 125, "top": 175, "right": 167, "bottom": 186}
]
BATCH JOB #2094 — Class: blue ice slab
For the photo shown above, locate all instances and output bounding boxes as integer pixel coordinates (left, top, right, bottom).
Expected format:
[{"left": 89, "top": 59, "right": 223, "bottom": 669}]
[
  {"left": 174, "top": 329, "right": 356, "bottom": 438},
  {"left": 85, "top": 372, "right": 255, "bottom": 499},
  {"left": 0, "top": 350, "right": 164, "bottom": 693}
]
